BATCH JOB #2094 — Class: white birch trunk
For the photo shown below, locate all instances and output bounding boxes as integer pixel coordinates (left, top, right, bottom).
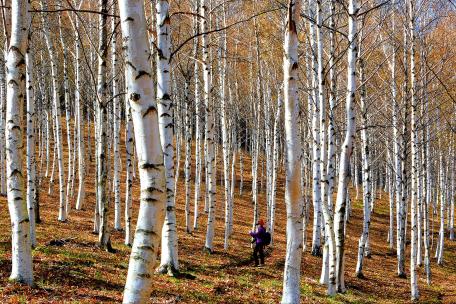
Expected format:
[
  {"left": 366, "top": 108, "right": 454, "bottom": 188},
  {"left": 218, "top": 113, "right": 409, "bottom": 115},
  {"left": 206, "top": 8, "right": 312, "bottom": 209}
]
[
  {"left": 270, "top": 92, "right": 283, "bottom": 244},
  {"left": 124, "top": 95, "right": 134, "bottom": 246},
  {"left": 25, "top": 37, "right": 36, "bottom": 248},
  {"left": 156, "top": 0, "right": 179, "bottom": 274},
  {"left": 355, "top": 48, "right": 371, "bottom": 278},
  {"left": 409, "top": 1, "right": 419, "bottom": 297},
  {"left": 119, "top": 0, "right": 166, "bottom": 301},
  {"left": 0, "top": 47, "right": 6, "bottom": 195},
  {"left": 320, "top": 0, "right": 337, "bottom": 294},
  {"left": 112, "top": 6, "right": 122, "bottom": 231},
  {"left": 219, "top": 9, "right": 232, "bottom": 250},
  {"left": 201, "top": 0, "right": 216, "bottom": 253},
  {"left": 184, "top": 77, "right": 192, "bottom": 233},
  {"left": 5, "top": 0, "right": 33, "bottom": 285},
  {"left": 192, "top": 0, "right": 202, "bottom": 230},
  {"left": 309, "top": 0, "right": 322, "bottom": 257},
  {"left": 334, "top": 0, "right": 358, "bottom": 292},
  {"left": 281, "top": 1, "right": 303, "bottom": 302},
  {"left": 96, "top": 0, "right": 112, "bottom": 252},
  {"left": 58, "top": 2, "right": 73, "bottom": 217},
  {"left": 75, "top": 9, "right": 85, "bottom": 210}
]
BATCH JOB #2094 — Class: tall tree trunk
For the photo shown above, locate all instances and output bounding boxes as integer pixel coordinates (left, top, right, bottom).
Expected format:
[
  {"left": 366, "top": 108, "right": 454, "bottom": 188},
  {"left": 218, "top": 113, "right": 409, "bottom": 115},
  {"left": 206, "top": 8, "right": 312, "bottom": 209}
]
[
  {"left": 334, "top": 0, "right": 358, "bottom": 292},
  {"left": 119, "top": 0, "right": 166, "bottom": 301},
  {"left": 184, "top": 76, "right": 192, "bottom": 233},
  {"left": 96, "top": 0, "right": 112, "bottom": 252},
  {"left": 5, "top": 0, "right": 33, "bottom": 286},
  {"left": 124, "top": 94, "right": 134, "bottom": 246},
  {"left": 112, "top": 4, "right": 122, "bottom": 231},
  {"left": 281, "top": 1, "right": 303, "bottom": 302},
  {"left": 219, "top": 6, "right": 232, "bottom": 250},
  {"left": 409, "top": 0, "right": 419, "bottom": 294},
  {"left": 355, "top": 34, "right": 371, "bottom": 278},
  {"left": 75, "top": 5, "right": 86, "bottom": 210},
  {"left": 270, "top": 92, "right": 282, "bottom": 244},
  {"left": 309, "top": 0, "right": 322, "bottom": 257},
  {"left": 26, "top": 34, "right": 36, "bottom": 248},
  {"left": 202, "top": 0, "right": 216, "bottom": 253},
  {"left": 0, "top": 45, "right": 6, "bottom": 195},
  {"left": 156, "top": 0, "right": 179, "bottom": 274},
  {"left": 192, "top": 0, "right": 202, "bottom": 230}
]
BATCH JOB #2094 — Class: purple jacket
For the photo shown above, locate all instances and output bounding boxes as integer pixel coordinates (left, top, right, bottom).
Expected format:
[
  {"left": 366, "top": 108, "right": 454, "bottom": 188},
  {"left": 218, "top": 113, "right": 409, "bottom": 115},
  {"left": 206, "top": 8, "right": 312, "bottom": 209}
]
[{"left": 250, "top": 225, "right": 266, "bottom": 245}]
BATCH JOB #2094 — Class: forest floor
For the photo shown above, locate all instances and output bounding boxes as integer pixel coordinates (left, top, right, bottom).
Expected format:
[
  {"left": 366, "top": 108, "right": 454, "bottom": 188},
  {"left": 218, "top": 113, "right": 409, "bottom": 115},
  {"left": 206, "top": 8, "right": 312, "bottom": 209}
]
[{"left": 0, "top": 136, "right": 456, "bottom": 303}]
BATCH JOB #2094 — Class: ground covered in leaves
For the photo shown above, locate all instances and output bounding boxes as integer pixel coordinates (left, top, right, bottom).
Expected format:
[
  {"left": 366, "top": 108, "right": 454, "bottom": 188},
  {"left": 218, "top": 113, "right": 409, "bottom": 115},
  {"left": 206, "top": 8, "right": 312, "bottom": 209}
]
[{"left": 0, "top": 137, "right": 455, "bottom": 303}]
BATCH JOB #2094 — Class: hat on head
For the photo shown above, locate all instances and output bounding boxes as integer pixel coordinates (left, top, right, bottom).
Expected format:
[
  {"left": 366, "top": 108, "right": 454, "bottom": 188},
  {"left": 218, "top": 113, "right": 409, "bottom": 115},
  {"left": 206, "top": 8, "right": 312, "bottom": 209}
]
[{"left": 258, "top": 219, "right": 265, "bottom": 226}]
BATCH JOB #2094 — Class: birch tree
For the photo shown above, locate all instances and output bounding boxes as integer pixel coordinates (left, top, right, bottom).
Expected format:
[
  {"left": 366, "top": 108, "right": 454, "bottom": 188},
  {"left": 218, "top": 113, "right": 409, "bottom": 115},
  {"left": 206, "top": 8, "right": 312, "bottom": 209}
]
[
  {"left": 281, "top": 1, "right": 303, "bottom": 302},
  {"left": 156, "top": 0, "right": 179, "bottom": 275},
  {"left": 25, "top": 30, "right": 36, "bottom": 248},
  {"left": 333, "top": 0, "right": 358, "bottom": 292},
  {"left": 119, "top": 0, "right": 166, "bottom": 301},
  {"left": 5, "top": 0, "right": 33, "bottom": 286},
  {"left": 95, "top": 0, "right": 112, "bottom": 252}
]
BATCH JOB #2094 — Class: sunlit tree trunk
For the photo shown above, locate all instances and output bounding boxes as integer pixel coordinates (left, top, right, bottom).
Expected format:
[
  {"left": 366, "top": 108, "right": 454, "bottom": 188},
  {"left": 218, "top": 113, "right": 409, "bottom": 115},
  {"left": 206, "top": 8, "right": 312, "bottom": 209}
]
[
  {"left": 25, "top": 34, "right": 36, "bottom": 248},
  {"left": 192, "top": 0, "right": 202, "bottom": 230},
  {"left": 281, "top": 1, "right": 303, "bottom": 302},
  {"left": 0, "top": 46, "right": 6, "bottom": 195},
  {"left": 5, "top": 0, "right": 33, "bottom": 286},
  {"left": 202, "top": 0, "right": 216, "bottom": 253},
  {"left": 112, "top": 6, "right": 122, "bottom": 231},
  {"left": 124, "top": 95, "right": 134, "bottom": 246},
  {"left": 183, "top": 76, "right": 192, "bottom": 233},
  {"left": 334, "top": 0, "right": 358, "bottom": 292},
  {"left": 320, "top": 0, "right": 337, "bottom": 294},
  {"left": 75, "top": 8, "right": 86, "bottom": 211},
  {"left": 119, "top": 0, "right": 167, "bottom": 301},
  {"left": 219, "top": 7, "right": 232, "bottom": 250},
  {"left": 397, "top": 24, "right": 409, "bottom": 279},
  {"left": 355, "top": 36, "right": 371, "bottom": 278},
  {"left": 95, "top": 0, "right": 112, "bottom": 252},
  {"left": 156, "top": 0, "right": 178, "bottom": 274},
  {"left": 308, "top": 0, "right": 322, "bottom": 257},
  {"left": 408, "top": 1, "right": 419, "bottom": 296}
]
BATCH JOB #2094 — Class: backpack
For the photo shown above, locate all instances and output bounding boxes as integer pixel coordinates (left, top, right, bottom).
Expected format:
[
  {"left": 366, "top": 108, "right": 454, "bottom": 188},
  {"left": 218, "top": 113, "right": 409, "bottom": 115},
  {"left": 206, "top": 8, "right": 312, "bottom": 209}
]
[{"left": 262, "top": 231, "right": 271, "bottom": 246}]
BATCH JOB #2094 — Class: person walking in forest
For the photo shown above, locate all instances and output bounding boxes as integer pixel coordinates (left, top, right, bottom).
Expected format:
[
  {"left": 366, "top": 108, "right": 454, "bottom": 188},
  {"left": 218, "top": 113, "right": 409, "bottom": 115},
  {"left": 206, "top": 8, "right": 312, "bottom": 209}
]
[{"left": 250, "top": 219, "right": 268, "bottom": 267}]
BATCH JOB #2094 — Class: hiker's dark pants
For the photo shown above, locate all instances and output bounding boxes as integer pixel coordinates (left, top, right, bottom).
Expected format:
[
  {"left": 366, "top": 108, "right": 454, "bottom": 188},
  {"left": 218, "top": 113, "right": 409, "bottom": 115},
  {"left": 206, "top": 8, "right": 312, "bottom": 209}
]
[{"left": 253, "top": 244, "right": 264, "bottom": 265}]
